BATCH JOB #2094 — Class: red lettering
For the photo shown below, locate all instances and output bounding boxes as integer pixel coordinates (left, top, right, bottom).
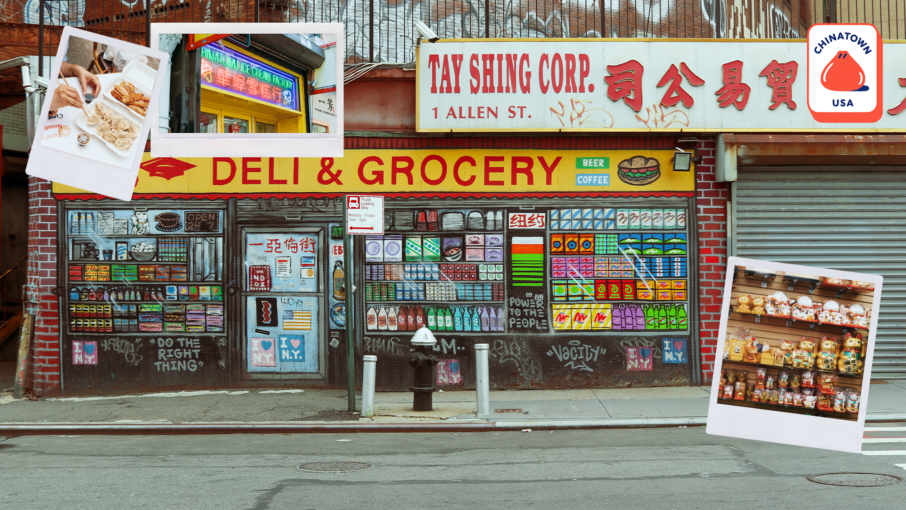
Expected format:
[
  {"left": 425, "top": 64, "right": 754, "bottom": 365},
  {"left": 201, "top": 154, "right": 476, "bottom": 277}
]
[
  {"left": 579, "top": 54, "right": 590, "bottom": 92},
  {"left": 391, "top": 156, "right": 415, "bottom": 185},
  {"left": 212, "top": 158, "right": 237, "bottom": 185},
  {"left": 484, "top": 156, "right": 505, "bottom": 186},
  {"left": 481, "top": 54, "right": 495, "bottom": 93},
  {"left": 519, "top": 54, "right": 531, "bottom": 93},
  {"left": 451, "top": 54, "right": 464, "bottom": 93},
  {"left": 428, "top": 54, "right": 440, "bottom": 93},
  {"left": 539, "top": 54, "right": 550, "bottom": 93},
  {"left": 539, "top": 156, "right": 561, "bottom": 185},
  {"left": 551, "top": 53, "right": 563, "bottom": 93},
  {"left": 268, "top": 158, "right": 287, "bottom": 185},
  {"left": 511, "top": 157, "right": 534, "bottom": 185},
  {"left": 496, "top": 54, "right": 504, "bottom": 93},
  {"left": 470, "top": 54, "right": 481, "bottom": 94},
  {"left": 565, "top": 54, "right": 577, "bottom": 93},
  {"left": 358, "top": 156, "right": 384, "bottom": 185},
  {"left": 421, "top": 155, "right": 447, "bottom": 185},
  {"left": 446, "top": 107, "right": 457, "bottom": 119},
  {"left": 293, "top": 158, "right": 300, "bottom": 185},
  {"left": 453, "top": 156, "right": 477, "bottom": 186},
  {"left": 242, "top": 158, "right": 262, "bottom": 185},
  {"left": 440, "top": 54, "right": 452, "bottom": 93},
  {"left": 505, "top": 54, "right": 517, "bottom": 93}
]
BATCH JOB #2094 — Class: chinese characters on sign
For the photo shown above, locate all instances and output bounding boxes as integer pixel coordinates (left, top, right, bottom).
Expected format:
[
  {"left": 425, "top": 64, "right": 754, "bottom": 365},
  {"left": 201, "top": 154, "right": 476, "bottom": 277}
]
[
  {"left": 508, "top": 213, "right": 546, "bottom": 229},
  {"left": 200, "top": 43, "right": 300, "bottom": 111}
]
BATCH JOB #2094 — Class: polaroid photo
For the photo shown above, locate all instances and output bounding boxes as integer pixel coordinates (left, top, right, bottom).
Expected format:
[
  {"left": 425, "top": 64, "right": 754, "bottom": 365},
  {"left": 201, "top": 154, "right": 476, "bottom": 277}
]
[
  {"left": 25, "top": 27, "right": 169, "bottom": 201},
  {"left": 150, "top": 23, "right": 344, "bottom": 158},
  {"left": 706, "top": 256, "right": 883, "bottom": 454}
]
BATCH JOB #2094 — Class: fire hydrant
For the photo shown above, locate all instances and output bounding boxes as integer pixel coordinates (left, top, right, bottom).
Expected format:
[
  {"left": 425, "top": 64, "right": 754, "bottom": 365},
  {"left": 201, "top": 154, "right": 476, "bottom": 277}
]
[{"left": 409, "top": 327, "right": 438, "bottom": 411}]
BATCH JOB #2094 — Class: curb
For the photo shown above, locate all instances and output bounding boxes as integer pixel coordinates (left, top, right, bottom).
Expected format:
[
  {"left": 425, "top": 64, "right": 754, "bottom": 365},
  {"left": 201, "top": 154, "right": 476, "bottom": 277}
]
[{"left": 0, "top": 417, "right": 708, "bottom": 435}]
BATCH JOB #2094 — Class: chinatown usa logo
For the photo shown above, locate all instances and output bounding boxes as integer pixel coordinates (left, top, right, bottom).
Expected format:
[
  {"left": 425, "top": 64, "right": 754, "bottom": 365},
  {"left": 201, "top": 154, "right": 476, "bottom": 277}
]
[{"left": 807, "top": 24, "right": 883, "bottom": 123}]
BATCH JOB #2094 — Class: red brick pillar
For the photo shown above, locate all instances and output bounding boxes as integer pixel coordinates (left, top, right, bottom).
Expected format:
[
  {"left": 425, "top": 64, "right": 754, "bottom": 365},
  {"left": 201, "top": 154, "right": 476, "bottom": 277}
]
[
  {"left": 695, "top": 139, "right": 730, "bottom": 383},
  {"left": 27, "top": 177, "right": 61, "bottom": 395}
]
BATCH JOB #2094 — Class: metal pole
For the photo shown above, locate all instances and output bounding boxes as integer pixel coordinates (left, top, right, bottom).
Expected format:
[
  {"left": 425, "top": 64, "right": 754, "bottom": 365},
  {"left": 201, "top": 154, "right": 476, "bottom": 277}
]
[
  {"left": 369, "top": 0, "right": 374, "bottom": 63},
  {"left": 828, "top": 0, "right": 837, "bottom": 23},
  {"left": 146, "top": 0, "right": 151, "bottom": 47},
  {"left": 362, "top": 355, "right": 377, "bottom": 417},
  {"left": 485, "top": 0, "right": 490, "bottom": 37},
  {"left": 475, "top": 343, "right": 490, "bottom": 416},
  {"left": 38, "top": 0, "right": 45, "bottom": 77},
  {"left": 343, "top": 204, "right": 356, "bottom": 412}
]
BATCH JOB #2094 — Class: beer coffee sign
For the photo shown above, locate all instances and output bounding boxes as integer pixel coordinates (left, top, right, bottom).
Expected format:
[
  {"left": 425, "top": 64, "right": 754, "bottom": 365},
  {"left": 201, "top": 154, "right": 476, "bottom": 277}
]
[{"left": 808, "top": 24, "right": 883, "bottom": 123}]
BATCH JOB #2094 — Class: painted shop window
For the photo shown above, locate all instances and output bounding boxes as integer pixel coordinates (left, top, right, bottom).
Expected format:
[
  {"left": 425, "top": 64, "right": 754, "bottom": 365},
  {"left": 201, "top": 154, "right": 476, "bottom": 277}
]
[
  {"left": 224, "top": 115, "right": 250, "bottom": 133},
  {"left": 199, "top": 110, "right": 219, "bottom": 133}
]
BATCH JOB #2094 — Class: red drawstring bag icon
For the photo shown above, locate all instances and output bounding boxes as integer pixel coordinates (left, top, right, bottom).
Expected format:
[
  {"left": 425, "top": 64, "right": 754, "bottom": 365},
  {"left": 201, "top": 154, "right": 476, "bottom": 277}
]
[{"left": 821, "top": 51, "right": 868, "bottom": 91}]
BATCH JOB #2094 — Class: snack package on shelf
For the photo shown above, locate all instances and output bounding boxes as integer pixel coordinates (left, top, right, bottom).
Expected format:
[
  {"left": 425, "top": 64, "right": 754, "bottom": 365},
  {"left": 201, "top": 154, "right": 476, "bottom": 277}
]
[
  {"left": 772, "top": 347, "right": 786, "bottom": 367},
  {"left": 728, "top": 337, "right": 745, "bottom": 362},
  {"left": 846, "top": 389, "right": 861, "bottom": 414},
  {"left": 792, "top": 391, "right": 803, "bottom": 407},
  {"left": 736, "top": 370, "right": 747, "bottom": 385},
  {"left": 816, "top": 337, "right": 840, "bottom": 371},
  {"left": 825, "top": 277, "right": 849, "bottom": 285},
  {"left": 765, "top": 374, "right": 776, "bottom": 390},
  {"left": 746, "top": 384, "right": 755, "bottom": 402},
  {"left": 801, "top": 371, "right": 816, "bottom": 388},
  {"left": 727, "top": 370, "right": 738, "bottom": 384},
  {"left": 734, "top": 381, "right": 746, "bottom": 401},
  {"left": 851, "top": 280, "right": 874, "bottom": 290},
  {"left": 759, "top": 339, "right": 774, "bottom": 365},
  {"left": 838, "top": 332, "right": 865, "bottom": 375},
  {"left": 833, "top": 389, "right": 847, "bottom": 413},
  {"left": 722, "top": 384, "right": 734, "bottom": 399},
  {"left": 720, "top": 369, "right": 727, "bottom": 386},
  {"left": 778, "top": 370, "right": 790, "bottom": 389},
  {"left": 818, "top": 373, "right": 838, "bottom": 395},
  {"left": 752, "top": 388, "right": 763, "bottom": 403},
  {"left": 769, "top": 389, "right": 780, "bottom": 404},
  {"left": 755, "top": 368, "right": 767, "bottom": 389}
]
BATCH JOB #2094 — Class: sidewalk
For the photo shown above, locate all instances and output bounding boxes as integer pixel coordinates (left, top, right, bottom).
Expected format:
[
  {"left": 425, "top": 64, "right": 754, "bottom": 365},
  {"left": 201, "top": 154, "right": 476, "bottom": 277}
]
[{"left": 2, "top": 380, "right": 904, "bottom": 432}]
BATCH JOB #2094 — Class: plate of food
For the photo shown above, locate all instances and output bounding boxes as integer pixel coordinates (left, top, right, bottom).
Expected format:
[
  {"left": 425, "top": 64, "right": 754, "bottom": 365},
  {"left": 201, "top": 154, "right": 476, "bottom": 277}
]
[
  {"left": 101, "top": 60, "right": 156, "bottom": 120},
  {"left": 75, "top": 99, "right": 142, "bottom": 157}
]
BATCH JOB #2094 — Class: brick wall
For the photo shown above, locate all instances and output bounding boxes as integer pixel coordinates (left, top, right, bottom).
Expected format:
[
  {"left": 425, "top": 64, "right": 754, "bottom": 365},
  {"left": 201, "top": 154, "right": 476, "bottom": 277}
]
[
  {"left": 0, "top": 102, "right": 28, "bottom": 138},
  {"left": 27, "top": 177, "right": 61, "bottom": 395},
  {"left": 696, "top": 138, "right": 730, "bottom": 383}
]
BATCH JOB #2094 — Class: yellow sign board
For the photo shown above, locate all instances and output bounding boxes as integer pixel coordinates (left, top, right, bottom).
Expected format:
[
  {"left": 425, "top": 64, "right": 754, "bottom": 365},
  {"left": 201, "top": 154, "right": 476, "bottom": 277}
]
[{"left": 52, "top": 150, "right": 694, "bottom": 197}]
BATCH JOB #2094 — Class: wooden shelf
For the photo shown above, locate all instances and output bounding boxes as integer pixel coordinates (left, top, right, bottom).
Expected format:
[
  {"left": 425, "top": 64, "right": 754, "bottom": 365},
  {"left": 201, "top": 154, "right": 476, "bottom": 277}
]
[
  {"left": 717, "top": 398, "right": 857, "bottom": 422},
  {"left": 722, "top": 359, "right": 864, "bottom": 381},
  {"left": 728, "top": 310, "right": 868, "bottom": 333}
]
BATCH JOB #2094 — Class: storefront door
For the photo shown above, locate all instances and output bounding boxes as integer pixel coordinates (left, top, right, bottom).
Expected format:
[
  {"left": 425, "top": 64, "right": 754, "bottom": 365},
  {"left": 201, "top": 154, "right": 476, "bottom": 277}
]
[{"left": 242, "top": 228, "right": 324, "bottom": 376}]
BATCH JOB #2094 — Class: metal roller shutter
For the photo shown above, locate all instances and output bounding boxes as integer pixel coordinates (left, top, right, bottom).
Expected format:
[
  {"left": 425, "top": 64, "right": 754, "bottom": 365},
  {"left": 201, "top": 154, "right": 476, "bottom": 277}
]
[{"left": 734, "top": 170, "right": 906, "bottom": 380}]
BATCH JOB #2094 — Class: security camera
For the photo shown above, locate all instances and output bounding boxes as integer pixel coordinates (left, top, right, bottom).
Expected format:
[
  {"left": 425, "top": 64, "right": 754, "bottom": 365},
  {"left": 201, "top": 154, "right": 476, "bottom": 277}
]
[{"left": 415, "top": 21, "right": 440, "bottom": 43}]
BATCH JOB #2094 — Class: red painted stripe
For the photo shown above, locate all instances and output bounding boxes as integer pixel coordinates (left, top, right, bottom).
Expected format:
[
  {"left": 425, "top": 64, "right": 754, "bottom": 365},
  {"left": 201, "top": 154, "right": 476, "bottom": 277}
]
[{"left": 311, "top": 86, "right": 337, "bottom": 95}]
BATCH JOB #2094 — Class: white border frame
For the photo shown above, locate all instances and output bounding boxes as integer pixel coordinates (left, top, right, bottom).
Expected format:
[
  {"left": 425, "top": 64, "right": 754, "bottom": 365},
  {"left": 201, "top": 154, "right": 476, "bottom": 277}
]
[
  {"left": 706, "top": 256, "right": 883, "bottom": 454},
  {"left": 149, "top": 23, "right": 344, "bottom": 158},
  {"left": 25, "top": 27, "right": 169, "bottom": 201}
]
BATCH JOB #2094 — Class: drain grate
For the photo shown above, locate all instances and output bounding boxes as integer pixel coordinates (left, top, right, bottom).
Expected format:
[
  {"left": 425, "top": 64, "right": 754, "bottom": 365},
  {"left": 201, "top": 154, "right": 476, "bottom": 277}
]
[
  {"left": 808, "top": 473, "right": 903, "bottom": 487},
  {"left": 297, "top": 461, "right": 373, "bottom": 473}
]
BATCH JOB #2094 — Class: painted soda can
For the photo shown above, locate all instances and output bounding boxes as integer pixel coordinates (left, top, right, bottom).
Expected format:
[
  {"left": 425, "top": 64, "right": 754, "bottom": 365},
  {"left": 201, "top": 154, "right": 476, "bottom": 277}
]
[{"left": 628, "top": 209, "right": 641, "bottom": 229}]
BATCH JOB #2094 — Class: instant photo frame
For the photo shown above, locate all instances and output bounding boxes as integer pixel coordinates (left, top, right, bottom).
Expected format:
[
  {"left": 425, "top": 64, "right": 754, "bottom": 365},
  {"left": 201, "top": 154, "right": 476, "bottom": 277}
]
[
  {"left": 25, "top": 27, "right": 169, "bottom": 201},
  {"left": 150, "top": 23, "right": 344, "bottom": 158},
  {"left": 706, "top": 256, "right": 883, "bottom": 454}
]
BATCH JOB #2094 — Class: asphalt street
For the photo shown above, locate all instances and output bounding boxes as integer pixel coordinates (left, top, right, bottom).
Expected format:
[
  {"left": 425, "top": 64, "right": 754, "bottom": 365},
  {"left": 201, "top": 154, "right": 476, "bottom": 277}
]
[{"left": 1, "top": 425, "right": 905, "bottom": 509}]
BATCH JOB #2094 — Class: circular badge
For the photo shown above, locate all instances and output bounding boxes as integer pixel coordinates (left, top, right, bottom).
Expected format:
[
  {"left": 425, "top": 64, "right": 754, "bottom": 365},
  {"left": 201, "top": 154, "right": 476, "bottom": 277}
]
[
  {"left": 330, "top": 303, "right": 346, "bottom": 327},
  {"left": 566, "top": 240, "right": 578, "bottom": 250}
]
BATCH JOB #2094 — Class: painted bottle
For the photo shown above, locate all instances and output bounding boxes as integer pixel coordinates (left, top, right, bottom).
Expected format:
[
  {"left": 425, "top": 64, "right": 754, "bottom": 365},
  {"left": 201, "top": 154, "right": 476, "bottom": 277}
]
[
  {"left": 377, "top": 307, "right": 388, "bottom": 331},
  {"left": 387, "top": 306, "right": 398, "bottom": 331},
  {"left": 366, "top": 306, "right": 377, "bottom": 331},
  {"left": 480, "top": 306, "right": 490, "bottom": 332},
  {"left": 471, "top": 307, "right": 481, "bottom": 332},
  {"left": 677, "top": 304, "right": 688, "bottom": 330},
  {"left": 453, "top": 306, "right": 463, "bottom": 332},
  {"left": 633, "top": 304, "right": 645, "bottom": 330},
  {"left": 333, "top": 261, "right": 346, "bottom": 301},
  {"left": 444, "top": 307, "right": 453, "bottom": 331},
  {"left": 657, "top": 305, "right": 667, "bottom": 330},
  {"left": 489, "top": 307, "right": 498, "bottom": 332},
  {"left": 426, "top": 306, "right": 436, "bottom": 330},
  {"left": 613, "top": 304, "right": 624, "bottom": 330},
  {"left": 397, "top": 306, "right": 408, "bottom": 332},
  {"left": 667, "top": 304, "right": 678, "bottom": 329},
  {"left": 415, "top": 306, "right": 425, "bottom": 329},
  {"left": 643, "top": 305, "right": 654, "bottom": 330}
]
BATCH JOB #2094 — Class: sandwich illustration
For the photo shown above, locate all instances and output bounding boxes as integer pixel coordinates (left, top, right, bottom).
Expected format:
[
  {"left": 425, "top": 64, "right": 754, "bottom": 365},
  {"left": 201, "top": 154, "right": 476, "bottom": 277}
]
[{"left": 617, "top": 156, "right": 661, "bottom": 186}]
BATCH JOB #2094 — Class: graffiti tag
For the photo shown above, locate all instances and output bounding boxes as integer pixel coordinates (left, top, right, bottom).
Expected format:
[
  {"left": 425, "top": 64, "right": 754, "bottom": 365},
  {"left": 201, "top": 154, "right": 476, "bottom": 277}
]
[{"left": 546, "top": 340, "right": 605, "bottom": 372}]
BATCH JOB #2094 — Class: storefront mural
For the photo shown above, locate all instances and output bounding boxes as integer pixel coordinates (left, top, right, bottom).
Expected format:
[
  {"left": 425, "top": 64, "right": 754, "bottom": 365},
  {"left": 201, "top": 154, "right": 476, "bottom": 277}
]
[{"left": 53, "top": 148, "right": 697, "bottom": 392}]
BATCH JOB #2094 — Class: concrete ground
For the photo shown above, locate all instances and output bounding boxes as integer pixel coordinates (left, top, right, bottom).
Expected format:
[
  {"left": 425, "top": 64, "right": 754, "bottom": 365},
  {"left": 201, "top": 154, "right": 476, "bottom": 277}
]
[
  {"left": 1, "top": 381, "right": 904, "bottom": 425},
  {"left": 1, "top": 425, "right": 905, "bottom": 509}
]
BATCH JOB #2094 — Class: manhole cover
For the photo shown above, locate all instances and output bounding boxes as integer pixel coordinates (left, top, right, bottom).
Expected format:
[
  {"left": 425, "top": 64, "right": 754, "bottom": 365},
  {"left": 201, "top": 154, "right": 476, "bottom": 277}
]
[
  {"left": 297, "top": 461, "right": 373, "bottom": 473},
  {"left": 808, "top": 473, "right": 903, "bottom": 487}
]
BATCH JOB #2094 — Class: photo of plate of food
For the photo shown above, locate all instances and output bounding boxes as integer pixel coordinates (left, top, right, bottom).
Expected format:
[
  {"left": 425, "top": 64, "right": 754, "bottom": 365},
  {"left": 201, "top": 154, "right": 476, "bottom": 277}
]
[
  {"left": 101, "top": 60, "right": 156, "bottom": 120},
  {"left": 75, "top": 99, "right": 142, "bottom": 157}
]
